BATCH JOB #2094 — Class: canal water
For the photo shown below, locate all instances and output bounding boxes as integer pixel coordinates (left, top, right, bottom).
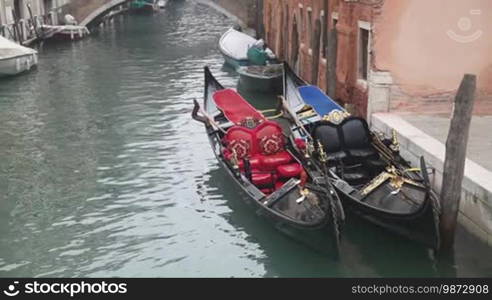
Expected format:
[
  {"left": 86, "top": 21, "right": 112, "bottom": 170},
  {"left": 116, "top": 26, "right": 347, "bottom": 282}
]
[{"left": 0, "top": 0, "right": 491, "bottom": 277}]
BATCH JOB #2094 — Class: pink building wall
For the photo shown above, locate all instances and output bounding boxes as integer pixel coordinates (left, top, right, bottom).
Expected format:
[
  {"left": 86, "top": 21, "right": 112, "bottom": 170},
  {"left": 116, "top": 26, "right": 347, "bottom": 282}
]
[{"left": 373, "top": 0, "right": 492, "bottom": 114}]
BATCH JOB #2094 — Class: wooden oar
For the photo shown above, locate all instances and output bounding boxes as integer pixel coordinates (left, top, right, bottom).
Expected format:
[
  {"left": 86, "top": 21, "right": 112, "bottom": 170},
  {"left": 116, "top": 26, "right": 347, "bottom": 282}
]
[
  {"left": 278, "top": 95, "right": 313, "bottom": 141},
  {"left": 192, "top": 99, "right": 226, "bottom": 134}
]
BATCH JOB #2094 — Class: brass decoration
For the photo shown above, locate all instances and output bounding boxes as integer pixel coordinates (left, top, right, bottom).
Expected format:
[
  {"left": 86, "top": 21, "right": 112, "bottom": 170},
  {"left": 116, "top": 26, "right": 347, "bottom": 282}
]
[
  {"left": 306, "top": 140, "right": 315, "bottom": 159},
  {"left": 370, "top": 132, "right": 394, "bottom": 164},
  {"left": 390, "top": 129, "right": 400, "bottom": 152},
  {"left": 361, "top": 171, "right": 392, "bottom": 196},
  {"left": 230, "top": 149, "right": 239, "bottom": 170},
  {"left": 361, "top": 165, "right": 425, "bottom": 196},
  {"left": 322, "top": 109, "right": 351, "bottom": 125},
  {"left": 317, "top": 141, "right": 328, "bottom": 163},
  {"left": 298, "top": 109, "right": 316, "bottom": 120}
]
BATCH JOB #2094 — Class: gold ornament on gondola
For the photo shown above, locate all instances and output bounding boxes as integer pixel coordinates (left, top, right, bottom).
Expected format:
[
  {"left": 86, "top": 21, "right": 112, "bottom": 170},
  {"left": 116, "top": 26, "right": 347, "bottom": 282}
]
[
  {"left": 230, "top": 149, "right": 239, "bottom": 170},
  {"left": 306, "top": 140, "right": 315, "bottom": 159},
  {"left": 360, "top": 165, "right": 425, "bottom": 196},
  {"left": 317, "top": 141, "right": 328, "bottom": 163},
  {"left": 322, "top": 109, "right": 350, "bottom": 125},
  {"left": 390, "top": 129, "right": 400, "bottom": 152}
]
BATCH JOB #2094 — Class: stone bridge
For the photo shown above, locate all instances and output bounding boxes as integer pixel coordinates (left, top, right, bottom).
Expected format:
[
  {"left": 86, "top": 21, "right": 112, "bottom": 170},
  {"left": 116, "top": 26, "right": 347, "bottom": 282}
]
[{"left": 61, "top": 0, "right": 132, "bottom": 27}]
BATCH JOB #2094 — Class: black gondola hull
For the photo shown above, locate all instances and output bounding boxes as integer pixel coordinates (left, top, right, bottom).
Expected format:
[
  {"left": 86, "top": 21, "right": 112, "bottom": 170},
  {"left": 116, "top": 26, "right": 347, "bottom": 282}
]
[
  {"left": 282, "top": 62, "right": 440, "bottom": 250},
  {"left": 194, "top": 66, "right": 343, "bottom": 256},
  {"left": 207, "top": 127, "right": 340, "bottom": 255},
  {"left": 336, "top": 189, "right": 440, "bottom": 249}
]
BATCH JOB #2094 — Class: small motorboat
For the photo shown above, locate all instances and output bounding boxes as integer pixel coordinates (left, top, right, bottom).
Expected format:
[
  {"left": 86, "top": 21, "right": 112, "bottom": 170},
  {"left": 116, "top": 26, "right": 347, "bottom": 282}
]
[
  {"left": 282, "top": 63, "right": 441, "bottom": 249},
  {"left": 129, "top": 0, "right": 158, "bottom": 13},
  {"left": 218, "top": 27, "right": 276, "bottom": 69},
  {"left": 0, "top": 36, "right": 38, "bottom": 77},
  {"left": 237, "top": 64, "right": 283, "bottom": 94},
  {"left": 219, "top": 27, "right": 281, "bottom": 92},
  {"left": 191, "top": 66, "right": 344, "bottom": 256}
]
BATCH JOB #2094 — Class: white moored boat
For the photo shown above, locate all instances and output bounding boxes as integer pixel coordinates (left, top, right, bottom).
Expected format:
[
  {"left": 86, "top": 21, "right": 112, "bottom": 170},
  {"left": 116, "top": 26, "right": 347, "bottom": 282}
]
[
  {"left": 0, "top": 36, "right": 38, "bottom": 77},
  {"left": 219, "top": 27, "right": 276, "bottom": 69}
]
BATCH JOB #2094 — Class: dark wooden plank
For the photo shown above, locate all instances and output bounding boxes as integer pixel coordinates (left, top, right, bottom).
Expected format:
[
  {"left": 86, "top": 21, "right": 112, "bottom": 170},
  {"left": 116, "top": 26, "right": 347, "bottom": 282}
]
[
  {"left": 439, "top": 74, "right": 476, "bottom": 251},
  {"left": 326, "top": 27, "right": 338, "bottom": 99}
]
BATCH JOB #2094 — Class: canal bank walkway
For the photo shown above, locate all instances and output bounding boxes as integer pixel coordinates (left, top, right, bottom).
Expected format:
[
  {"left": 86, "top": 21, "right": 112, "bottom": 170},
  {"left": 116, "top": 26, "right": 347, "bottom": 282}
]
[
  {"left": 402, "top": 115, "right": 492, "bottom": 171},
  {"left": 371, "top": 113, "right": 492, "bottom": 248}
]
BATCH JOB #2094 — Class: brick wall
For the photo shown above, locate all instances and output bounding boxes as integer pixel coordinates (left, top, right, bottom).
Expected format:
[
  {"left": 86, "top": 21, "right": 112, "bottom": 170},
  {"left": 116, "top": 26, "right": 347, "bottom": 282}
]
[
  {"left": 208, "top": 0, "right": 258, "bottom": 29},
  {"left": 263, "top": 0, "right": 492, "bottom": 118},
  {"left": 263, "top": 0, "right": 379, "bottom": 118}
]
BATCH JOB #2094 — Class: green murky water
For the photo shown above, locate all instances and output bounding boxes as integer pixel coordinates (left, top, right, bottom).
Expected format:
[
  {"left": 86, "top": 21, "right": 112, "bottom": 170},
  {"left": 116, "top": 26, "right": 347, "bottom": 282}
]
[{"left": 0, "top": 1, "right": 491, "bottom": 277}]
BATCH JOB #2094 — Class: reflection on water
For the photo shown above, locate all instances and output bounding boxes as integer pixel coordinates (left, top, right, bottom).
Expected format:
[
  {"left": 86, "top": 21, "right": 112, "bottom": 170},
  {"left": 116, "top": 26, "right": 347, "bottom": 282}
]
[{"left": 0, "top": 0, "right": 490, "bottom": 278}]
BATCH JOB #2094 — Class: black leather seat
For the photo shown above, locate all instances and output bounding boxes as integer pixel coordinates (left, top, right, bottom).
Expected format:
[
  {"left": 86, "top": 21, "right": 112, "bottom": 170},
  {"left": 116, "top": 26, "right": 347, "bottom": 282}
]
[
  {"left": 312, "top": 123, "right": 347, "bottom": 163},
  {"left": 340, "top": 118, "right": 377, "bottom": 159}
]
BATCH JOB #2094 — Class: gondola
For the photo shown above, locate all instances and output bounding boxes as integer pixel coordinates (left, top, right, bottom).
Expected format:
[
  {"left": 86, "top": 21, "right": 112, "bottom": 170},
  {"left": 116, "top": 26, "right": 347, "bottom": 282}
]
[
  {"left": 191, "top": 66, "right": 344, "bottom": 256},
  {"left": 282, "top": 63, "right": 441, "bottom": 250}
]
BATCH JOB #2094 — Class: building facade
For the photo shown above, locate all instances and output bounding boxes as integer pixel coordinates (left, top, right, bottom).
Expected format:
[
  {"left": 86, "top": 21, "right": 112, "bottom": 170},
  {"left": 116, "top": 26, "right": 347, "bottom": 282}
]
[
  {"left": 264, "top": 0, "right": 492, "bottom": 118},
  {"left": 0, "top": 0, "right": 70, "bottom": 41}
]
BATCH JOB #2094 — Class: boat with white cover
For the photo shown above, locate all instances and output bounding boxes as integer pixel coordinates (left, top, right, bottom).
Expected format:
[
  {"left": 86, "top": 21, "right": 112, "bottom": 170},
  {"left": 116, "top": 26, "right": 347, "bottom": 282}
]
[{"left": 0, "top": 36, "right": 38, "bottom": 77}]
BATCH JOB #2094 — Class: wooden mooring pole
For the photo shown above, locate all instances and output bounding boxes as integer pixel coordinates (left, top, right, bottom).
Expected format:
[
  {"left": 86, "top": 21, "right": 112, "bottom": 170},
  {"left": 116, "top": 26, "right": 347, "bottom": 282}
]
[{"left": 439, "top": 74, "right": 476, "bottom": 252}]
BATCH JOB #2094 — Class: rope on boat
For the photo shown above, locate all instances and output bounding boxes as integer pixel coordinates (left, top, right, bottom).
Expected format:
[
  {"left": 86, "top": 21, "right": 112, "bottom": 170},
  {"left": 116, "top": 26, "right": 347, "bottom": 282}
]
[{"left": 260, "top": 109, "right": 283, "bottom": 120}]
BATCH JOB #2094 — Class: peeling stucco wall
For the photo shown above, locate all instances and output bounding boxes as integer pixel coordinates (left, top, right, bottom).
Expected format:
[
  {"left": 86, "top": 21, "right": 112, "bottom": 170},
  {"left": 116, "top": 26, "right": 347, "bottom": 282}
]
[{"left": 373, "top": 0, "right": 492, "bottom": 114}]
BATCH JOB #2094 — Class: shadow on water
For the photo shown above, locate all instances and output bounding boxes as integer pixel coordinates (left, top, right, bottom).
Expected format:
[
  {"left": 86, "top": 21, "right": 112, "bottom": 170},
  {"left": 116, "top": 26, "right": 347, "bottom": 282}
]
[{"left": 203, "top": 167, "right": 444, "bottom": 277}]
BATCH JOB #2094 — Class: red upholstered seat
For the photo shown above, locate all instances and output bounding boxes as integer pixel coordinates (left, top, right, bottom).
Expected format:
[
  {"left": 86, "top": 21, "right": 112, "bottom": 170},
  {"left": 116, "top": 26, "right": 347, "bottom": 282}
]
[
  {"left": 222, "top": 119, "right": 303, "bottom": 194},
  {"left": 252, "top": 171, "right": 273, "bottom": 186},
  {"left": 275, "top": 180, "right": 286, "bottom": 190},
  {"left": 260, "top": 151, "right": 292, "bottom": 171},
  {"left": 213, "top": 89, "right": 266, "bottom": 125},
  {"left": 277, "top": 163, "right": 302, "bottom": 178},
  {"left": 294, "top": 138, "right": 307, "bottom": 150},
  {"left": 224, "top": 126, "right": 255, "bottom": 159},
  {"left": 255, "top": 121, "right": 285, "bottom": 155}
]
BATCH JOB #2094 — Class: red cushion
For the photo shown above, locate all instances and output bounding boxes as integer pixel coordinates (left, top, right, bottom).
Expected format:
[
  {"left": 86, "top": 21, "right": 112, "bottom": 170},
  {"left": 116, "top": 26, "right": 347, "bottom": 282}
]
[
  {"left": 229, "top": 139, "right": 250, "bottom": 159},
  {"left": 213, "top": 89, "right": 266, "bottom": 125},
  {"left": 254, "top": 121, "right": 284, "bottom": 153},
  {"left": 238, "top": 156, "right": 261, "bottom": 170},
  {"left": 295, "top": 138, "right": 307, "bottom": 150},
  {"left": 259, "top": 134, "right": 283, "bottom": 155},
  {"left": 260, "top": 151, "right": 292, "bottom": 171},
  {"left": 277, "top": 163, "right": 303, "bottom": 178},
  {"left": 224, "top": 126, "right": 256, "bottom": 157},
  {"left": 275, "top": 180, "right": 286, "bottom": 190},
  {"left": 252, "top": 171, "right": 273, "bottom": 186}
]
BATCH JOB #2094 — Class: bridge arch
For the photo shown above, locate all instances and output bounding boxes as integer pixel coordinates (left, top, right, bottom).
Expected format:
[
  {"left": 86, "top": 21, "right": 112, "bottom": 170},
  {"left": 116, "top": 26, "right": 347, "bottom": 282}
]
[{"left": 62, "top": 0, "right": 131, "bottom": 28}]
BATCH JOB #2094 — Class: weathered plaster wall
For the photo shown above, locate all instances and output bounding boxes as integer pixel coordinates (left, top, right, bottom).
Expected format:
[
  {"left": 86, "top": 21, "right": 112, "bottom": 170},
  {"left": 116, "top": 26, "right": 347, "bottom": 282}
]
[
  {"left": 208, "top": 0, "right": 259, "bottom": 29},
  {"left": 263, "top": 0, "right": 378, "bottom": 117},
  {"left": 373, "top": 0, "right": 492, "bottom": 114}
]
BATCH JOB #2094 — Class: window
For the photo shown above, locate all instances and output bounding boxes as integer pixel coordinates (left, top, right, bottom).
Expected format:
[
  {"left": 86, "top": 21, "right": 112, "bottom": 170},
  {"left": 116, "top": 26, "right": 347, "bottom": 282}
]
[
  {"left": 44, "top": 0, "right": 54, "bottom": 13},
  {"left": 358, "top": 21, "right": 371, "bottom": 82},
  {"left": 332, "top": 12, "right": 338, "bottom": 28},
  {"left": 320, "top": 10, "right": 326, "bottom": 59},
  {"left": 299, "top": 6, "right": 304, "bottom": 41},
  {"left": 307, "top": 7, "right": 313, "bottom": 49}
]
